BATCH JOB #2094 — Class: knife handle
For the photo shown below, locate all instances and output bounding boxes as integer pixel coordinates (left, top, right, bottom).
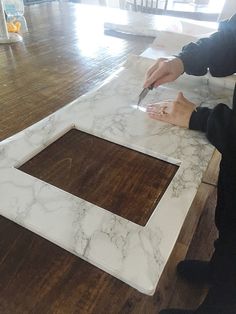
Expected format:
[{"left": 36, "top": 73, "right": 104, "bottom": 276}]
[{"left": 148, "top": 83, "right": 155, "bottom": 90}]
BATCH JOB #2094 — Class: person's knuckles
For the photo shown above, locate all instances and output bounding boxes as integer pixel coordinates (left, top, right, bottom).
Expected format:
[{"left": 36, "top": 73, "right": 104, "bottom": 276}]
[{"left": 147, "top": 68, "right": 155, "bottom": 75}]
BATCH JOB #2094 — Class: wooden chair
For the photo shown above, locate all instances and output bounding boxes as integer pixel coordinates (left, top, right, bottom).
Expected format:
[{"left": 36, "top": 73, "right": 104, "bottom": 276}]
[
  {"left": 123, "top": 0, "right": 169, "bottom": 14},
  {"left": 121, "top": 0, "right": 218, "bottom": 21}
]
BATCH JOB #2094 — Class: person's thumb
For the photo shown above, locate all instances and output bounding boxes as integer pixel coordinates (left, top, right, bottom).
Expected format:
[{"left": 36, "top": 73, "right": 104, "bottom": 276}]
[{"left": 176, "top": 91, "right": 185, "bottom": 101}]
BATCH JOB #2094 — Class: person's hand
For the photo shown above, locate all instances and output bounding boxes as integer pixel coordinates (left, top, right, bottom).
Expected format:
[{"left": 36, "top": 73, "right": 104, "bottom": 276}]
[
  {"left": 144, "top": 57, "right": 184, "bottom": 89},
  {"left": 146, "top": 92, "right": 197, "bottom": 128}
]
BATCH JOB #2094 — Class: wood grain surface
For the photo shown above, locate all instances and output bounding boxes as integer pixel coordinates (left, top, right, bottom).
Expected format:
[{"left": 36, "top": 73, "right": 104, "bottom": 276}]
[
  {"left": 0, "top": 183, "right": 217, "bottom": 314},
  {"left": 19, "top": 129, "right": 178, "bottom": 226},
  {"left": 0, "top": 3, "right": 219, "bottom": 313},
  {"left": 0, "top": 3, "right": 153, "bottom": 141}
]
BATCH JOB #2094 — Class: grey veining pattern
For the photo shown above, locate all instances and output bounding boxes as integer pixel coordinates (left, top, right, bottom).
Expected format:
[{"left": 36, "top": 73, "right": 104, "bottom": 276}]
[{"left": 0, "top": 53, "right": 234, "bottom": 295}]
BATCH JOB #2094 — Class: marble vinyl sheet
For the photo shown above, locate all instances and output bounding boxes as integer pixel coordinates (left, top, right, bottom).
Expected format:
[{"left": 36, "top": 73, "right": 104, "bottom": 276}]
[
  {"left": 104, "top": 12, "right": 217, "bottom": 37},
  {"left": 0, "top": 55, "right": 233, "bottom": 295},
  {"left": 104, "top": 11, "right": 217, "bottom": 52}
]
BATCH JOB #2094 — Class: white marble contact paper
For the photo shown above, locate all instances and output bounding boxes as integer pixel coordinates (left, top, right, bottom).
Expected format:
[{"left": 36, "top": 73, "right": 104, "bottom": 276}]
[
  {"left": 104, "top": 12, "right": 218, "bottom": 59},
  {"left": 0, "top": 55, "right": 233, "bottom": 295},
  {"left": 104, "top": 11, "right": 217, "bottom": 51}
]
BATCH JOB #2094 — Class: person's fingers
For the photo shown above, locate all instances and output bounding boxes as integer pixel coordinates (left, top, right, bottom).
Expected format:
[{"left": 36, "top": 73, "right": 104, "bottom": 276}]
[
  {"left": 148, "top": 111, "right": 170, "bottom": 123},
  {"left": 147, "top": 103, "right": 162, "bottom": 110},
  {"left": 147, "top": 65, "right": 167, "bottom": 84},
  {"left": 144, "top": 57, "right": 183, "bottom": 88},
  {"left": 148, "top": 112, "right": 165, "bottom": 120},
  {"left": 147, "top": 102, "right": 172, "bottom": 114},
  {"left": 148, "top": 112, "right": 157, "bottom": 119},
  {"left": 176, "top": 91, "right": 184, "bottom": 102},
  {"left": 144, "top": 75, "right": 158, "bottom": 88},
  {"left": 144, "top": 64, "right": 160, "bottom": 87},
  {"left": 146, "top": 102, "right": 168, "bottom": 112},
  {"left": 153, "top": 73, "right": 177, "bottom": 87},
  {"left": 144, "top": 69, "right": 156, "bottom": 85},
  {"left": 146, "top": 63, "right": 159, "bottom": 77},
  {"left": 145, "top": 58, "right": 167, "bottom": 78},
  {"left": 147, "top": 107, "right": 169, "bottom": 119},
  {"left": 147, "top": 107, "right": 161, "bottom": 114},
  {"left": 146, "top": 106, "right": 155, "bottom": 112},
  {"left": 144, "top": 61, "right": 169, "bottom": 88}
]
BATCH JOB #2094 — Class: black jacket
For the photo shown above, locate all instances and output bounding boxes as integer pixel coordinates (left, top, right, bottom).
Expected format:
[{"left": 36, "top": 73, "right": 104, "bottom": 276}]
[
  {"left": 177, "top": 16, "right": 236, "bottom": 244},
  {"left": 179, "top": 14, "right": 236, "bottom": 77}
]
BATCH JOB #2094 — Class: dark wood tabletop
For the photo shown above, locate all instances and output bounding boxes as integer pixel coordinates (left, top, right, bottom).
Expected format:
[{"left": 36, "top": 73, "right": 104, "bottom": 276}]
[{"left": 0, "top": 3, "right": 218, "bottom": 313}]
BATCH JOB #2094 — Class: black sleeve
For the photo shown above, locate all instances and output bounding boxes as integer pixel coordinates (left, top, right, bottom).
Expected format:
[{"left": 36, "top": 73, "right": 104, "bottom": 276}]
[
  {"left": 177, "top": 14, "right": 236, "bottom": 77},
  {"left": 189, "top": 104, "right": 236, "bottom": 156}
]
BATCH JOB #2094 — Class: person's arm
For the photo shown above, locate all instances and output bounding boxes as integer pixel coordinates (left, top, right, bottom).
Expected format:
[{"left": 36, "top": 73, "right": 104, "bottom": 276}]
[
  {"left": 178, "top": 14, "right": 236, "bottom": 77},
  {"left": 147, "top": 93, "right": 236, "bottom": 156},
  {"left": 189, "top": 105, "right": 234, "bottom": 155},
  {"left": 144, "top": 14, "right": 236, "bottom": 88}
]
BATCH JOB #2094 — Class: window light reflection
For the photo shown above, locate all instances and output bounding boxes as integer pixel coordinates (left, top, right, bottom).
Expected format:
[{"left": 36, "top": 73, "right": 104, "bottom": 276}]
[{"left": 73, "top": 8, "right": 127, "bottom": 59}]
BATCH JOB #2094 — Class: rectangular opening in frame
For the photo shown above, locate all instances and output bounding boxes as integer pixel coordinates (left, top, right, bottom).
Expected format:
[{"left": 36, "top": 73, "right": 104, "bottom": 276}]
[{"left": 18, "top": 129, "right": 178, "bottom": 226}]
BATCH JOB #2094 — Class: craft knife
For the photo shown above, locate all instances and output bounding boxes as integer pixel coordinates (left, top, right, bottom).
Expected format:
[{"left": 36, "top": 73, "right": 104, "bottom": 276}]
[{"left": 137, "top": 84, "right": 154, "bottom": 108}]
